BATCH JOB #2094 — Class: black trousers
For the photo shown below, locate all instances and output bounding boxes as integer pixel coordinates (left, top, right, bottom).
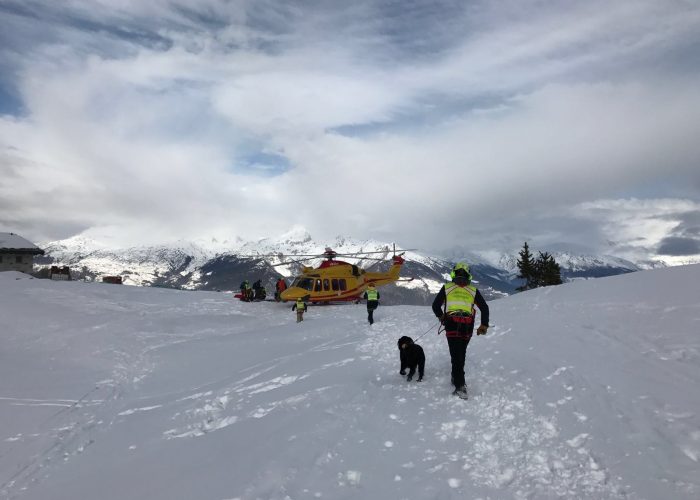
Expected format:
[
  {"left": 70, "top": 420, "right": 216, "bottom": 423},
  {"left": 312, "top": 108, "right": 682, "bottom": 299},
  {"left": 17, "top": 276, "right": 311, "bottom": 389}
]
[
  {"left": 366, "top": 301, "right": 378, "bottom": 324},
  {"left": 447, "top": 336, "right": 471, "bottom": 388}
]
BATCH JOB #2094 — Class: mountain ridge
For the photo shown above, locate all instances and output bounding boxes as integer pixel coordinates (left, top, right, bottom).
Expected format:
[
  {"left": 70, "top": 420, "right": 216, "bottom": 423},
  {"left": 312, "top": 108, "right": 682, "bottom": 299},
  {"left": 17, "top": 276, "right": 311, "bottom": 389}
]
[{"left": 35, "top": 230, "right": 665, "bottom": 304}]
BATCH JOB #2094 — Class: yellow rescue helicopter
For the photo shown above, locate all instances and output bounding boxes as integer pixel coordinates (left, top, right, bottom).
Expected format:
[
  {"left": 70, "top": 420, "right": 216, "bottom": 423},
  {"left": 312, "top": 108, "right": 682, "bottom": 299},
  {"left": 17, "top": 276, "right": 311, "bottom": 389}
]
[{"left": 277, "top": 247, "right": 413, "bottom": 304}]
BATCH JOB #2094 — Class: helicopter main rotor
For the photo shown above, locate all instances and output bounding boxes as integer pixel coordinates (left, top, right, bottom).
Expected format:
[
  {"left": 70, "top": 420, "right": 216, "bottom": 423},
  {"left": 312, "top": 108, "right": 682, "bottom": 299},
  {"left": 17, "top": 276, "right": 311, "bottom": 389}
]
[{"left": 239, "top": 244, "right": 416, "bottom": 268}]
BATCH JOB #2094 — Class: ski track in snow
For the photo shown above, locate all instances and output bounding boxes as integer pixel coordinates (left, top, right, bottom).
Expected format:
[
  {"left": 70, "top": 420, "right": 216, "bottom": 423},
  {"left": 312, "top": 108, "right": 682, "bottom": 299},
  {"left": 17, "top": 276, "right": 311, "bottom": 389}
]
[
  {"left": 154, "top": 312, "right": 624, "bottom": 499},
  {"left": 0, "top": 383, "right": 124, "bottom": 497},
  {"left": 354, "top": 320, "right": 624, "bottom": 499},
  {"left": 2, "top": 269, "right": 700, "bottom": 499}
]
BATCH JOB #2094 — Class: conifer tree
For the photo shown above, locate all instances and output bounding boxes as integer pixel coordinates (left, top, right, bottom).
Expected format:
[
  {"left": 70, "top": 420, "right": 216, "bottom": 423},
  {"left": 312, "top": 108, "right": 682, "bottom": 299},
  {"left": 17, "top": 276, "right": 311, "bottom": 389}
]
[
  {"left": 547, "top": 253, "right": 563, "bottom": 285},
  {"left": 534, "top": 251, "right": 563, "bottom": 287},
  {"left": 516, "top": 242, "right": 536, "bottom": 291}
]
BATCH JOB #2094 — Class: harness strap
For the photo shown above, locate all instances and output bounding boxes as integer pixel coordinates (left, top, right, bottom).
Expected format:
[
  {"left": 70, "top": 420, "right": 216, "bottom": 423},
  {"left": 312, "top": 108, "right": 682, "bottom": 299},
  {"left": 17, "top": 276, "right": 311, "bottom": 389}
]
[{"left": 446, "top": 314, "right": 473, "bottom": 324}]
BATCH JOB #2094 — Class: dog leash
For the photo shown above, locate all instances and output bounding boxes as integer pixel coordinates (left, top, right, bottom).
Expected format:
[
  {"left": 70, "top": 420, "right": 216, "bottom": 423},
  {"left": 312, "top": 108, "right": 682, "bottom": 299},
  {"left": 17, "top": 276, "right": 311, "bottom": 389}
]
[{"left": 414, "top": 321, "right": 441, "bottom": 342}]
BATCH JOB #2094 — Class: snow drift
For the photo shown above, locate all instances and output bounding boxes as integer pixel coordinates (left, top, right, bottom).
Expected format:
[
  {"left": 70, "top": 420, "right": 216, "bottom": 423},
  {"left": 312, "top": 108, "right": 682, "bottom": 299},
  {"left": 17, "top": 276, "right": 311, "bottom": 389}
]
[{"left": 1, "top": 265, "right": 698, "bottom": 499}]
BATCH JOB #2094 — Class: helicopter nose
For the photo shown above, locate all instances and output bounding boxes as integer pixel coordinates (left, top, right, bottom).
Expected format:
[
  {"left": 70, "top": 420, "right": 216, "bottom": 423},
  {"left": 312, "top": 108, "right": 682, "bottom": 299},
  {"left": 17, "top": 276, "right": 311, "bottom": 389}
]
[{"left": 280, "top": 287, "right": 306, "bottom": 301}]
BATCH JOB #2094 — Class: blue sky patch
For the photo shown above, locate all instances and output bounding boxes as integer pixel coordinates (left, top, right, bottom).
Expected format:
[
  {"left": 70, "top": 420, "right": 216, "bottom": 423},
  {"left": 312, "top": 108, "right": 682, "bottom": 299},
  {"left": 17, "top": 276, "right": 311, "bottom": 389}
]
[
  {"left": 0, "top": 81, "right": 24, "bottom": 117},
  {"left": 239, "top": 151, "right": 291, "bottom": 176}
]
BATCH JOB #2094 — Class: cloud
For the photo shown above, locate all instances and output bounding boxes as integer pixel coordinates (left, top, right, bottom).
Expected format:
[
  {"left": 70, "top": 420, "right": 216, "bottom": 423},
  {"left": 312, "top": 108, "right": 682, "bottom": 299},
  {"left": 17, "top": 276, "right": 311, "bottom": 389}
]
[
  {"left": 0, "top": 0, "right": 699, "bottom": 262},
  {"left": 657, "top": 237, "right": 700, "bottom": 256},
  {"left": 655, "top": 209, "right": 700, "bottom": 256},
  {"left": 568, "top": 199, "right": 700, "bottom": 262}
]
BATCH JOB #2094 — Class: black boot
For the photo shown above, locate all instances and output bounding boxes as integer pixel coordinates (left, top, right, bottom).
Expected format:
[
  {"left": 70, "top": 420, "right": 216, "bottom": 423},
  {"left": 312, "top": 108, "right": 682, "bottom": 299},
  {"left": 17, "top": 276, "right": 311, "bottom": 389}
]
[{"left": 452, "top": 385, "right": 468, "bottom": 399}]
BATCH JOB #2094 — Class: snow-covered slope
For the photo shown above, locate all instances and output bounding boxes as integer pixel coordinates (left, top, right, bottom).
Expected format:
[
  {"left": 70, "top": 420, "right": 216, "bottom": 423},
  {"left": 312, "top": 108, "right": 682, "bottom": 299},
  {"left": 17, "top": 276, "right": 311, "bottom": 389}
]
[{"left": 1, "top": 265, "right": 698, "bottom": 499}]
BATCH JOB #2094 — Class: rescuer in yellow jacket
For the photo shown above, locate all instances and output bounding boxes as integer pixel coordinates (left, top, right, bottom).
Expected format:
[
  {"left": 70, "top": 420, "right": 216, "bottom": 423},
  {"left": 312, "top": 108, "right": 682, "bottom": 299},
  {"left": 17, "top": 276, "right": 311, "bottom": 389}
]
[
  {"left": 363, "top": 283, "right": 380, "bottom": 325},
  {"left": 431, "top": 262, "right": 490, "bottom": 399},
  {"left": 292, "top": 296, "right": 308, "bottom": 323}
]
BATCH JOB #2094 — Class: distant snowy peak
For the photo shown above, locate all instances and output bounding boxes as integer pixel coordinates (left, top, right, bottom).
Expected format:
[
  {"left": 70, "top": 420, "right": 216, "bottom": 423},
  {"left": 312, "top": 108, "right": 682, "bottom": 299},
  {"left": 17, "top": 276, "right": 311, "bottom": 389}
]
[
  {"left": 440, "top": 247, "right": 646, "bottom": 276},
  {"left": 432, "top": 245, "right": 486, "bottom": 266},
  {"left": 549, "top": 252, "right": 640, "bottom": 272},
  {"left": 483, "top": 251, "right": 642, "bottom": 276},
  {"left": 42, "top": 235, "right": 108, "bottom": 254},
  {"left": 635, "top": 259, "right": 671, "bottom": 270},
  {"left": 233, "top": 228, "right": 410, "bottom": 263},
  {"left": 190, "top": 236, "right": 244, "bottom": 254},
  {"left": 43, "top": 237, "right": 208, "bottom": 262},
  {"left": 45, "top": 226, "right": 412, "bottom": 263},
  {"left": 40, "top": 236, "right": 114, "bottom": 265},
  {"left": 277, "top": 225, "right": 313, "bottom": 245}
]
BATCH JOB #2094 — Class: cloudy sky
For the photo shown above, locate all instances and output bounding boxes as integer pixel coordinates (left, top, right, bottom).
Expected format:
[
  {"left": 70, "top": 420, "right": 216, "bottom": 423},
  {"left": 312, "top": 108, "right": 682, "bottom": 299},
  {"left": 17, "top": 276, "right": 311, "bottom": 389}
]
[{"left": 1, "top": 0, "right": 699, "bottom": 263}]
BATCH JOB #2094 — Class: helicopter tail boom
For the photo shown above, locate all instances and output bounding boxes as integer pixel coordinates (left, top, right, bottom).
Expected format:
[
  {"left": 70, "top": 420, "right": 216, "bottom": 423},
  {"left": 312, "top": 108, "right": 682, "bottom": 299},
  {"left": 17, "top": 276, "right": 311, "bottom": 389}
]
[{"left": 364, "top": 254, "right": 405, "bottom": 287}]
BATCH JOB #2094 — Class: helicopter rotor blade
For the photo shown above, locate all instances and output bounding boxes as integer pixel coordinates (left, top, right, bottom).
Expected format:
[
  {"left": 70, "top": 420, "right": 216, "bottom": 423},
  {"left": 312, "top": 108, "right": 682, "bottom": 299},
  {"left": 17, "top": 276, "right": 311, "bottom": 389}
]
[
  {"left": 269, "top": 257, "right": 321, "bottom": 267},
  {"left": 237, "top": 253, "right": 328, "bottom": 258},
  {"left": 351, "top": 256, "right": 396, "bottom": 262},
  {"left": 332, "top": 249, "right": 416, "bottom": 257},
  {"left": 270, "top": 256, "right": 404, "bottom": 268},
  {"left": 234, "top": 248, "right": 417, "bottom": 265}
]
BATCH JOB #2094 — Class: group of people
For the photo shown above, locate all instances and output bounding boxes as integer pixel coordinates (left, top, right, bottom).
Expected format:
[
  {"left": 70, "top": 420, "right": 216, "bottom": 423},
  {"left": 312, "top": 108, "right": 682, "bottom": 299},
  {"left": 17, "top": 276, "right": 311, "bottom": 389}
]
[
  {"left": 238, "top": 279, "right": 268, "bottom": 301},
  {"left": 239, "top": 278, "right": 290, "bottom": 302},
  {"left": 359, "top": 262, "right": 489, "bottom": 399},
  {"left": 244, "top": 261, "right": 490, "bottom": 399}
]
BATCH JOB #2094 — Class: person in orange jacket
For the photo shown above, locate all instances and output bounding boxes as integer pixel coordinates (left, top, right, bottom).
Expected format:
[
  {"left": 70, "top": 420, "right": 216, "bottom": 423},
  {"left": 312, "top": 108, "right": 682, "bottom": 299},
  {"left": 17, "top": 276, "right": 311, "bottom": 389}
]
[{"left": 275, "top": 278, "right": 287, "bottom": 301}]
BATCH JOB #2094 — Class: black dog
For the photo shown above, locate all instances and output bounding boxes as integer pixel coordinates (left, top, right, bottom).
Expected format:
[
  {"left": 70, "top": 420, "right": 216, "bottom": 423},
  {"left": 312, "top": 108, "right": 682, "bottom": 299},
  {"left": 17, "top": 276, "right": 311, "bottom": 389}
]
[{"left": 397, "top": 336, "right": 425, "bottom": 382}]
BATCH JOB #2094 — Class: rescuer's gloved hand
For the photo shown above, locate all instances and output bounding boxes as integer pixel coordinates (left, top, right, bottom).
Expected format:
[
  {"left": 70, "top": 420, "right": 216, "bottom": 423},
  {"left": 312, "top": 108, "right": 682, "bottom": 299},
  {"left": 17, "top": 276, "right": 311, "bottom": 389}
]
[{"left": 477, "top": 324, "right": 488, "bottom": 335}]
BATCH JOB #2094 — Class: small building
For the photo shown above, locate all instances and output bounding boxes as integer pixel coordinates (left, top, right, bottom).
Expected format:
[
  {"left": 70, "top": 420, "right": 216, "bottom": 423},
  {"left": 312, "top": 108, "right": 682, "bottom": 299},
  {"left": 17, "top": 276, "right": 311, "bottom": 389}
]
[
  {"left": 49, "top": 265, "right": 72, "bottom": 281},
  {"left": 0, "top": 232, "right": 45, "bottom": 274}
]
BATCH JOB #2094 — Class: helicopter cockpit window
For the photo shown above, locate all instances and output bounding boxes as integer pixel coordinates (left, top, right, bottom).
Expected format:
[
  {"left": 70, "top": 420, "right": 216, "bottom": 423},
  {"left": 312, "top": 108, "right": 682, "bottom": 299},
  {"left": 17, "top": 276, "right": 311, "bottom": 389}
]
[
  {"left": 351, "top": 265, "right": 360, "bottom": 277},
  {"left": 323, "top": 279, "right": 330, "bottom": 291},
  {"left": 331, "top": 279, "right": 339, "bottom": 291},
  {"left": 315, "top": 279, "right": 322, "bottom": 292},
  {"left": 339, "top": 279, "right": 347, "bottom": 291},
  {"left": 295, "top": 278, "right": 314, "bottom": 291}
]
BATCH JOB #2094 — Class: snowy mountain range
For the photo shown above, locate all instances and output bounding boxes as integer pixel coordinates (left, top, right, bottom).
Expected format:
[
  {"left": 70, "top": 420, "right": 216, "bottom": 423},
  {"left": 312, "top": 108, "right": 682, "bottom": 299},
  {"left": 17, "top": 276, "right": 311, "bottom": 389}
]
[{"left": 35, "top": 227, "right": 661, "bottom": 304}]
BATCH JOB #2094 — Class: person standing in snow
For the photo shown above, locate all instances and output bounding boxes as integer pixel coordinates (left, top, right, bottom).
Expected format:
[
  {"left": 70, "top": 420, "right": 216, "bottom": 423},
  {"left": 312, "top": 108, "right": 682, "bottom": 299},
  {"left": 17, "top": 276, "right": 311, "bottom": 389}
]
[
  {"left": 292, "top": 296, "right": 308, "bottom": 322},
  {"left": 432, "top": 262, "right": 489, "bottom": 399},
  {"left": 252, "top": 280, "right": 266, "bottom": 301},
  {"left": 275, "top": 278, "right": 287, "bottom": 301},
  {"left": 240, "top": 279, "right": 252, "bottom": 302},
  {"left": 363, "top": 282, "right": 380, "bottom": 325}
]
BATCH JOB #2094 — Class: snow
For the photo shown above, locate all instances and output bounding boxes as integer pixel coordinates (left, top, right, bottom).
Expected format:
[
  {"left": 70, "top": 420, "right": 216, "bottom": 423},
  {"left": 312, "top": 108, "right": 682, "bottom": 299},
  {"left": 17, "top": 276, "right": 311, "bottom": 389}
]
[
  {"left": 0, "top": 233, "right": 42, "bottom": 251},
  {"left": 40, "top": 237, "right": 218, "bottom": 287},
  {"left": 1, "top": 265, "right": 699, "bottom": 499},
  {"left": 397, "top": 276, "right": 444, "bottom": 294}
]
